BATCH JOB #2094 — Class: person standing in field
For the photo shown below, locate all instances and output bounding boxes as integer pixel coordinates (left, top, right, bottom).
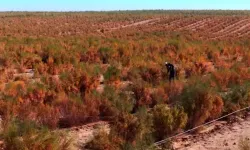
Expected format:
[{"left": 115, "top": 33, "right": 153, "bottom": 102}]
[{"left": 165, "top": 62, "right": 176, "bottom": 82}]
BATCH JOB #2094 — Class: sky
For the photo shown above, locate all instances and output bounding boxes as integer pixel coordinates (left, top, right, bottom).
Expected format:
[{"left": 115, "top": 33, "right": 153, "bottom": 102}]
[{"left": 0, "top": 0, "right": 250, "bottom": 11}]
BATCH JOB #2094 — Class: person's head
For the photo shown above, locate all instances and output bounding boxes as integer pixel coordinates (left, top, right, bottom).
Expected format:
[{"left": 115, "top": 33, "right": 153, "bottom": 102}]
[{"left": 165, "top": 62, "right": 168, "bottom": 65}]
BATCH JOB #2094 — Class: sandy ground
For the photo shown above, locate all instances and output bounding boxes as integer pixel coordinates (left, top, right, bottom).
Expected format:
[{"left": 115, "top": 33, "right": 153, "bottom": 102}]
[
  {"left": 173, "top": 115, "right": 250, "bottom": 150},
  {"left": 60, "top": 112, "right": 250, "bottom": 150},
  {"left": 110, "top": 18, "right": 160, "bottom": 30},
  {"left": 65, "top": 121, "right": 110, "bottom": 150},
  {"left": 98, "top": 18, "right": 160, "bottom": 33}
]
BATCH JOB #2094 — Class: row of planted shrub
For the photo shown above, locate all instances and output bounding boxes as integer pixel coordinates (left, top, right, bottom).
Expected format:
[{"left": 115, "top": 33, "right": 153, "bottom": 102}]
[{"left": 0, "top": 34, "right": 249, "bottom": 149}]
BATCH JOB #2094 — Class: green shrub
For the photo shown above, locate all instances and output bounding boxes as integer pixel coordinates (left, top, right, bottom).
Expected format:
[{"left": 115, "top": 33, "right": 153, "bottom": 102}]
[
  {"left": 222, "top": 83, "right": 250, "bottom": 113},
  {"left": 87, "top": 111, "right": 153, "bottom": 150},
  {"left": 101, "top": 86, "right": 134, "bottom": 113},
  {"left": 112, "top": 113, "right": 143, "bottom": 143},
  {"left": 98, "top": 47, "right": 114, "bottom": 64},
  {"left": 2, "top": 119, "right": 71, "bottom": 150},
  {"left": 85, "top": 130, "right": 117, "bottom": 150},
  {"left": 152, "top": 104, "right": 187, "bottom": 140},
  {"left": 179, "top": 81, "right": 224, "bottom": 128},
  {"left": 168, "top": 39, "right": 180, "bottom": 51},
  {"left": 104, "top": 66, "right": 121, "bottom": 82},
  {"left": 133, "top": 107, "right": 154, "bottom": 150}
]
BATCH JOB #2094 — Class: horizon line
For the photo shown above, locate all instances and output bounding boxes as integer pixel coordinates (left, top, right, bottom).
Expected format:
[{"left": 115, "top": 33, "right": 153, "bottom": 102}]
[{"left": 0, "top": 9, "right": 250, "bottom": 12}]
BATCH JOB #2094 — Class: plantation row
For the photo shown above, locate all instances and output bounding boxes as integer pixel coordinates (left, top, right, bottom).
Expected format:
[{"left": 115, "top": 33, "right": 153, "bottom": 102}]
[
  {"left": 0, "top": 12, "right": 250, "bottom": 40},
  {"left": 118, "top": 16, "right": 250, "bottom": 40}
]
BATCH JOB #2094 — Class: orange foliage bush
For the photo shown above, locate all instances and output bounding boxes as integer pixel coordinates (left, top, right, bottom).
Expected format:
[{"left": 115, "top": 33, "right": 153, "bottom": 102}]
[
  {"left": 132, "top": 84, "right": 152, "bottom": 112},
  {"left": 80, "top": 50, "right": 101, "bottom": 63},
  {"left": 4, "top": 81, "right": 26, "bottom": 98},
  {"left": 212, "top": 69, "right": 243, "bottom": 91},
  {"left": 150, "top": 87, "right": 169, "bottom": 106},
  {"left": 15, "top": 103, "right": 60, "bottom": 129},
  {"left": 141, "top": 66, "right": 162, "bottom": 86},
  {"left": 36, "top": 104, "right": 60, "bottom": 129},
  {"left": 164, "top": 81, "right": 184, "bottom": 102}
]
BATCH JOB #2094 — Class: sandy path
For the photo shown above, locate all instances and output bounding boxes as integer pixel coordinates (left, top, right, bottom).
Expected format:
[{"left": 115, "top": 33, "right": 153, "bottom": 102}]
[
  {"left": 173, "top": 116, "right": 250, "bottom": 150},
  {"left": 65, "top": 121, "right": 110, "bottom": 150},
  {"left": 119, "top": 18, "right": 160, "bottom": 28},
  {"left": 98, "top": 18, "right": 160, "bottom": 33}
]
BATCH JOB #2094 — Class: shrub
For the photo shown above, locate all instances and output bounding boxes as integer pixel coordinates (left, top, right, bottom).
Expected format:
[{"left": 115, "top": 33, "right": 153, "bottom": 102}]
[
  {"left": 26, "top": 82, "right": 47, "bottom": 104},
  {"left": 85, "top": 130, "right": 117, "bottom": 150},
  {"left": 104, "top": 66, "right": 121, "bottom": 83},
  {"left": 127, "top": 66, "right": 162, "bottom": 86},
  {"left": 14, "top": 103, "right": 60, "bottom": 129},
  {"left": 2, "top": 119, "right": 71, "bottom": 150},
  {"left": 0, "top": 100, "right": 9, "bottom": 119},
  {"left": 126, "top": 67, "right": 142, "bottom": 82},
  {"left": 168, "top": 39, "right": 180, "bottom": 51},
  {"left": 152, "top": 104, "right": 187, "bottom": 140},
  {"left": 99, "top": 99, "right": 119, "bottom": 119},
  {"left": 36, "top": 104, "right": 60, "bottom": 129},
  {"left": 57, "top": 98, "right": 99, "bottom": 128},
  {"left": 179, "top": 81, "right": 224, "bottom": 128},
  {"left": 112, "top": 113, "right": 142, "bottom": 143},
  {"left": 212, "top": 70, "right": 231, "bottom": 91},
  {"left": 80, "top": 50, "right": 100, "bottom": 63},
  {"left": 4, "top": 81, "right": 27, "bottom": 99},
  {"left": 222, "top": 83, "right": 250, "bottom": 114},
  {"left": 244, "top": 52, "right": 250, "bottom": 66},
  {"left": 132, "top": 83, "right": 152, "bottom": 113},
  {"left": 98, "top": 47, "right": 114, "bottom": 64},
  {"left": 164, "top": 81, "right": 184, "bottom": 103},
  {"left": 133, "top": 107, "right": 154, "bottom": 149},
  {"left": 87, "top": 111, "right": 153, "bottom": 150},
  {"left": 101, "top": 86, "right": 133, "bottom": 114},
  {"left": 140, "top": 66, "right": 162, "bottom": 86},
  {"left": 212, "top": 69, "right": 243, "bottom": 91},
  {"left": 150, "top": 87, "right": 168, "bottom": 106}
]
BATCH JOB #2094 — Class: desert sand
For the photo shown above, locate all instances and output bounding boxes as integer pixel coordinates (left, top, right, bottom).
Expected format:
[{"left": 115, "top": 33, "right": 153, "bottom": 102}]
[{"left": 173, "top": 115, "right": 250, "bottom": 150}]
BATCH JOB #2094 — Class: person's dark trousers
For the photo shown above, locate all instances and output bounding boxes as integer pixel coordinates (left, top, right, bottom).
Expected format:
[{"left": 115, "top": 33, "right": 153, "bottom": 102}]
[{"left": 169, "top": 71, "right": 175, "bottom": 82}]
